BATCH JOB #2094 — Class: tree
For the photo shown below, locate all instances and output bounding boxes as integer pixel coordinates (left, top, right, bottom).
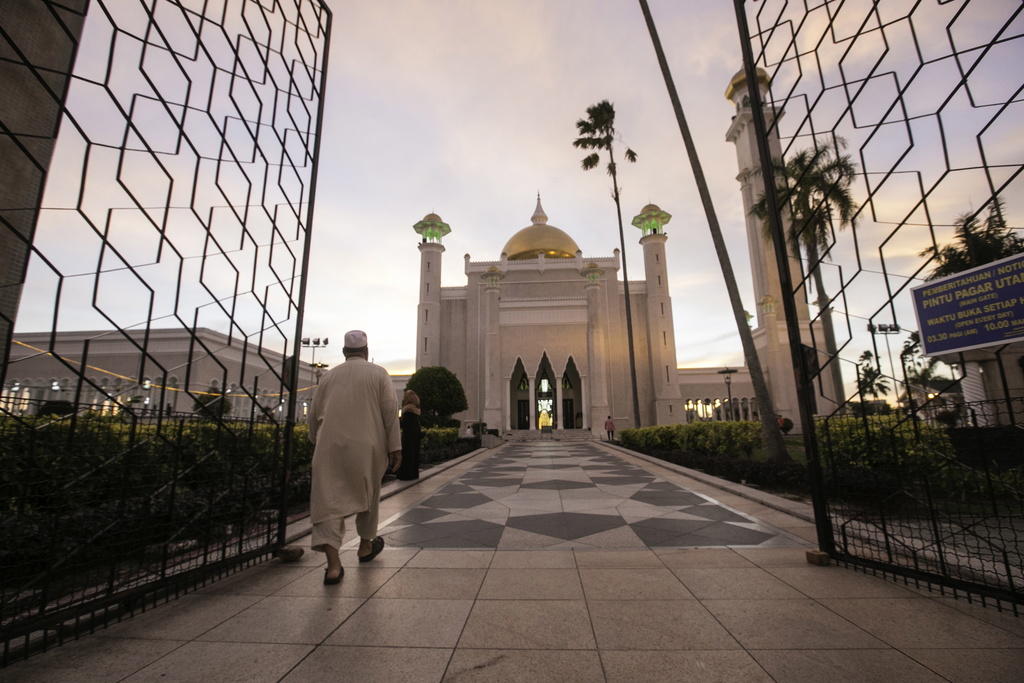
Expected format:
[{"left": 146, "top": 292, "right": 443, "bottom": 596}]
[
  {"left": 855, "top": 350, "right": 890, "bottom": 399},
  {"left": 920, "top": 197, "right": 1022, "bottom": 279},
  {"left": 573, "top": 100, "right": 642, "bottom": 428},
  {"left": 900, "top": 332, "right": 957, "bottom": 404},
  {"left": 636, "top": 0, "right": 790, "bottom": 463},
  {"left": 406, "top": 366, "right": 467, "bottom": 427},
  {"left": 751, "top": 141, "right": 858, "bottom": 408}
]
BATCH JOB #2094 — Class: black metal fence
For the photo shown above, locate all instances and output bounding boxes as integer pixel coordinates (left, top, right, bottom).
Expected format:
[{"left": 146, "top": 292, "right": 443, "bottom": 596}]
[
  {"left": 736, "top": 0, "right": 1022, "bottom": 608},
  {"left": 0, "top": 0, "right": 331, "bottom": 664}
]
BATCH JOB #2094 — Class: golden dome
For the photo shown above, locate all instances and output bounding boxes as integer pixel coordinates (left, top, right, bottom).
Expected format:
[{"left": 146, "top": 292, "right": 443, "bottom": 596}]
[
  {"left": 501, "top": 196, "right": 580, "bottom": 260},
  {"left": 724, "top": 66, "right": 770, "bottom": 100}
]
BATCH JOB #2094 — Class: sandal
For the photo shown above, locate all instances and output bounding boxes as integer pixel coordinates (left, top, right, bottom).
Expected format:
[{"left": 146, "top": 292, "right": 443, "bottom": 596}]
[
  {"left": 358, "top": 536, "right": 385, "bottom": 563},
  {"left": 323, "top": 566, "right": 344, "bottom": 585}
]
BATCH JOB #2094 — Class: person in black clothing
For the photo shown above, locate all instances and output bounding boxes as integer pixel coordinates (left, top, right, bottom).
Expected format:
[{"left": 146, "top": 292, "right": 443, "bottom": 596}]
[{"left": 397, "top": 389, "right": 422, "bottom": 480}]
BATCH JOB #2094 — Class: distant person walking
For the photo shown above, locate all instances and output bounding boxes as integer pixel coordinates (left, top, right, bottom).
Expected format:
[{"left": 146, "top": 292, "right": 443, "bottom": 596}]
[
  {"left": 397, "top": 389, "right": 422, "bottom": 481},
  {"left": 604, "top": 416, "right": 616, "bottom": 442},
  {"left": 308, "top": 330, "right": 401, "bottom": 584}
]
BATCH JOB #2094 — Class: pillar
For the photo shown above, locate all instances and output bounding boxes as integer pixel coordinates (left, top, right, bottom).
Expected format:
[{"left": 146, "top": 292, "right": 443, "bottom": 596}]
[
  {"left": 640, "top": 229, "right": 680, "bottom": 424},
  {"left": 528, "top": 374, "right": 537, "bottom": 430},
  {"left": 482, "top": 269, "right": 502, "bottom": 429},
  {"left": 725, "top": 67, "right": 827, "bottom": 422},
  {"left": 555, "top": 374, "right": 563, "bottom": 429},
  {"left": 415, "top": 241, "right": 444, "bottom": 368},
  {"left": 583, "top": 267, "right": 609, "bottom": 434}
]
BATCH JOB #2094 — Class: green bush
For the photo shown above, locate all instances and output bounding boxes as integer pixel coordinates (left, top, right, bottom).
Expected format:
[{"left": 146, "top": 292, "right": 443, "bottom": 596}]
[
  {"left": 620, "top": 421, "right": 761, "bottom": 459},
  {"left": 620, "top": 421, "right": 807, "bottom": 493},
  {"left": 422, "top": 427, "right": 458, "bottom": 450}
]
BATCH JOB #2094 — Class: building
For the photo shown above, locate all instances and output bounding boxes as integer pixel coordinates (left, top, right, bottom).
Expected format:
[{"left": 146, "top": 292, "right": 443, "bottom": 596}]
[
  {"left": 2, "top": 328, "right": 317, "bottom": 420},
  {"left": 410, "top": 195, "right": 759, "bottom": 435}
]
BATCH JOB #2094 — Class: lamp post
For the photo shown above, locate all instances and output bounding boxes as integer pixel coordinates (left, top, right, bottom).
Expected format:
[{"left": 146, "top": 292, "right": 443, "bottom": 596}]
[
  {"left": 301, "top": 337, "right": 329, "bottom": 383},
  {"left": 717, "top": 367, "right": 737, "bottom": 420},
  {"left": 868, "top": 322, "right": 900, "bottom": 405}
]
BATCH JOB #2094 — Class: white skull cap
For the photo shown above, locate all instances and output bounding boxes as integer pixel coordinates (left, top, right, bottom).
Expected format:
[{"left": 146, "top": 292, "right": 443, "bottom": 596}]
[{"left": 343, "top": 329, "right": 368, "bottom": 348}]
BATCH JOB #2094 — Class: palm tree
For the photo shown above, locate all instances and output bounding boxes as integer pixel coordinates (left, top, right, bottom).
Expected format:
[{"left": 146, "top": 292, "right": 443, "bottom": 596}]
[
  {"left": 751, "top": 143, "right": 858, "bottom": 410},
  {"left": 855, "top": 350, "right": 890, "bottom": 399},
  {"left": 920, "top": 197, "right": 1022, "bottom": 279},
  {"left": 636, "top": 0, "right": 790, "bottom": 462},
  {"left": 573, "top": 100, "right": 642, "bottom": 428}
]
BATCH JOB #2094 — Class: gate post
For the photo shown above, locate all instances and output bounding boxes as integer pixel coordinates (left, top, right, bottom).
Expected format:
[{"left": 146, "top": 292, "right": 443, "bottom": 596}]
[{"left": 732, "top": 0, "right": 835, "bottom": 555}]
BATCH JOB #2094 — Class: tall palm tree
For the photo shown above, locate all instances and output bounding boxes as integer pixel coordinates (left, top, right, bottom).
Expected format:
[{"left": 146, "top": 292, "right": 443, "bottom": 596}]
[
  {"left": 573, "top": 100, "right": 642, "bottom": 428},
  {"left": 636, "top": 0, "right": 789, "bottom": 462},
  {"left": 920, "top": 197, "right": 1022, "bottom": 279},
  {"left": 751, "top": 143, "right": 858, "bottom": 410}
]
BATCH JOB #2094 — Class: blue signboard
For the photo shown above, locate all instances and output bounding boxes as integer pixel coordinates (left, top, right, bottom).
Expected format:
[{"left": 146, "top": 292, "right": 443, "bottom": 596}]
[{"left": 911, "top": 252, "right": 1024, "bottom": 356}]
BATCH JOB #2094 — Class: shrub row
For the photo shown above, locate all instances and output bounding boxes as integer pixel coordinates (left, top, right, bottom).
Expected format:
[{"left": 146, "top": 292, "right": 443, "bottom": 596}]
[
  {"left": 620, "top": 417, "right": 1022, "bottom": 500},
  {"left": 619, "top": 421, "right": 762, "bottom": 459}
]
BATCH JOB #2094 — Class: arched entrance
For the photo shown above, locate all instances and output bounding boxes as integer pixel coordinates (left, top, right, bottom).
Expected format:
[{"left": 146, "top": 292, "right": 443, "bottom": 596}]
[
  {"left": 509, "top": 358, "right": 530, "bottom": 430},
  {"left": 534, "top": 354, "right": 556, "bottom": 429},
  {"left": 561, "top": 357, "right": 583, "bottom": 429}
]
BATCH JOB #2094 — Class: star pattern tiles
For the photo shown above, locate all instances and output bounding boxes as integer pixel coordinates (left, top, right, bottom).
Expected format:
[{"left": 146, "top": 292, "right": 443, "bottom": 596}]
[{"left": 378, "top": 442, "right": 802, "bottom": 550}]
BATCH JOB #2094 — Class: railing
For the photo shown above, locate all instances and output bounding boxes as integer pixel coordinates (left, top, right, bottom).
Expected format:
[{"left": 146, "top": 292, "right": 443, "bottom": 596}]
[
  {"left": 736, "top": 0, "right": 1023, "bottom": 609},
  {"left": 0, "top": 409, "right": 313, "bottom": 663},
  {"left": 0, "top": 0, "right": 331, "bottom": 664}
]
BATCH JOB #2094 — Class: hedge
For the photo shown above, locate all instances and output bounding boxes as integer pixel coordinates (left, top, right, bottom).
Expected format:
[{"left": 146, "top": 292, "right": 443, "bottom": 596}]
[
  {"left": 619, "top": 421, "right": 762, "bottom": 459},
  {"left": 620, "top": 417, "right": 1022, "bottom": 500}
]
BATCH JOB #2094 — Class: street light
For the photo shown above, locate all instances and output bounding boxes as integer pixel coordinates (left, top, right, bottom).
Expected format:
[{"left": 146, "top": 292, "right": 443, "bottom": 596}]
[
  {"left": 717, "top": 367, "right": 737, "bottom": 420},
  {"left": 301, "top": 337, "right": 330, "bottom": 383}
]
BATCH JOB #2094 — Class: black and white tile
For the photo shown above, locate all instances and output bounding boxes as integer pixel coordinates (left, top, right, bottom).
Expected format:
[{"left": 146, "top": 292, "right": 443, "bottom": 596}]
[{"left": 378, "top": 442, "right": 802, "bottom": 550}]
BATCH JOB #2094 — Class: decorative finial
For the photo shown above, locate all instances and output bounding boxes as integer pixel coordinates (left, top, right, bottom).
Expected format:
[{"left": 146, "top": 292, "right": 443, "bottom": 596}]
[
  {"left": 531, "top": 194, "right": 548, "bottom": 225},
  {"left": 413, "top": 212, "right": 451, "bottom": 243},
  {"left": 632, "top": 203, "right": 672, "bottom": 236}
]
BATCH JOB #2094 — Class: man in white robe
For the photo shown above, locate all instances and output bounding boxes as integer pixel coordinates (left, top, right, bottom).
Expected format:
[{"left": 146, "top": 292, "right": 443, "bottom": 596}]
[{"left": 308, "top": 330, "right": 401, "bottom": 582}]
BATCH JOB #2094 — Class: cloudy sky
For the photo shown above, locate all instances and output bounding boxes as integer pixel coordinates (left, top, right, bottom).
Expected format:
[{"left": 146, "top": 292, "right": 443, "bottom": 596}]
[{"left": 303, "top": 0, "right": 764, "bottom": 372}]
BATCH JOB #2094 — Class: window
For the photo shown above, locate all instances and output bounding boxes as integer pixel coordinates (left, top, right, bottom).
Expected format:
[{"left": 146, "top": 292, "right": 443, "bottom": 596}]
[
  {"left": 423, "top": 337, "right": 428, "bottom": 351},
  {"left": 424, "top": 309, "right": 429, "bottom": 322},
  {"left": 656, "top": 253, "right": 659, "bottom": 263},
  {"left": 660, "top": 302, "right": 665, "bottom": 316},
  {"left": 562, "top": 375, "right": 573, "bottom": 389},
  {"left": 425, "top": 282, "right": 429, "bottom": 293},
  {"left": 427, "top": 260, "right": 430, "bottom": 271},
  {"left": 657, "top": 274, "right": 662, "bottom": 286},
  {"left": 517, "top": 376, "right": 528, "bottom": 391},
  {"left": 665, "top": 365, "right": 670, "bottom": 382},
  {"left": 662, "top": 330, "right": 667, "bottom": 346},
  {"left": 669, "top": 404, "right": 673, "bottom": 414}
]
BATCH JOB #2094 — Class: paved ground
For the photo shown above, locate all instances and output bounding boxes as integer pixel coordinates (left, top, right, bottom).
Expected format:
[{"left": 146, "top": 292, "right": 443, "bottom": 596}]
[
  {"left": 6, "top": 441, "right": 1024, "bottom": 682},
  {"left": 378, "top": 442, "right": 801, "bottom": 549}
]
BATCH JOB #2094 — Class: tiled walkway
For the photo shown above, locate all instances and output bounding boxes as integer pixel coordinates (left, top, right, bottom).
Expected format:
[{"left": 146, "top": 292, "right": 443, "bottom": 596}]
[
  {"left": 6, "top": 442, "right": 1024, "bottom": 682},
  {"left": 379, "top": 442, "right": 801, "bottom": 549}
]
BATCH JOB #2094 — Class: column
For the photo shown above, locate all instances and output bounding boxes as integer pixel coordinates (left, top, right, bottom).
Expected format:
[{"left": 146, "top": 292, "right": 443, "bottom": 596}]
[
  {"left": 482, "top": 269, "right": 503, "bottom": 428},
  {"left": 555, "top": 374, "right": 563, "bottom": 430},
  {"left": 528, "top": 375, "right": 537, "bottom": 430},
  {"left": 582, "top": 266, "right": 609, "bottom": 433}
]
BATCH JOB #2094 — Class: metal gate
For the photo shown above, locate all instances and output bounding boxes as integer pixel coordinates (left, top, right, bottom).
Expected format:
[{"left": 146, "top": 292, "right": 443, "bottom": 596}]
[
  {"left": 736, "top": 0, "right": 1023, "bottom": 608},
  {"left": 0, "top": 0, "right": 331, "bottom": 663}
]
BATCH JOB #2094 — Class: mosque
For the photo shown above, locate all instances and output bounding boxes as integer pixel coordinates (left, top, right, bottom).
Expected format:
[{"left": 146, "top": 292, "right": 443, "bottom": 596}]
[{"left": 409, "top": 68, "right": 823, "bottom": 435}]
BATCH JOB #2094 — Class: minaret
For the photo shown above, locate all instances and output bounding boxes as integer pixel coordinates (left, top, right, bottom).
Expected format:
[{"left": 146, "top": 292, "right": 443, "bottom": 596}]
[
  {"left": 633, "top": 204, "right": 680, "bottom": 424},
  {"left": 725, "top": 68, "right": 823, "bottom": 421},
  {"left": 413, "top": 213, "right": 450, "bottom": 369}
]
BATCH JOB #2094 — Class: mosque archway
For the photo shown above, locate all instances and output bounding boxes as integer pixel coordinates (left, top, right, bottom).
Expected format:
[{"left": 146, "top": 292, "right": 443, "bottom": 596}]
[
  {"left": 509, "top": 358, "right": 530, "bottom": 430},
  {"left": 561, "top": 357, "right": 583, "bottom": 429},
  {"left": 534, "top": 354, "right": 556, "bottom": 430}
]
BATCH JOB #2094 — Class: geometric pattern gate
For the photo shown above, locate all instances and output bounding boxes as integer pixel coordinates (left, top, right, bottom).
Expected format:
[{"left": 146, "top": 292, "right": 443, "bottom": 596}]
[
  {"left": 736, "top": 0, "right": 1023, "bottom": 610},
  {"left": 0, "top": 1, "right": 331, "bottom": 664}
]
